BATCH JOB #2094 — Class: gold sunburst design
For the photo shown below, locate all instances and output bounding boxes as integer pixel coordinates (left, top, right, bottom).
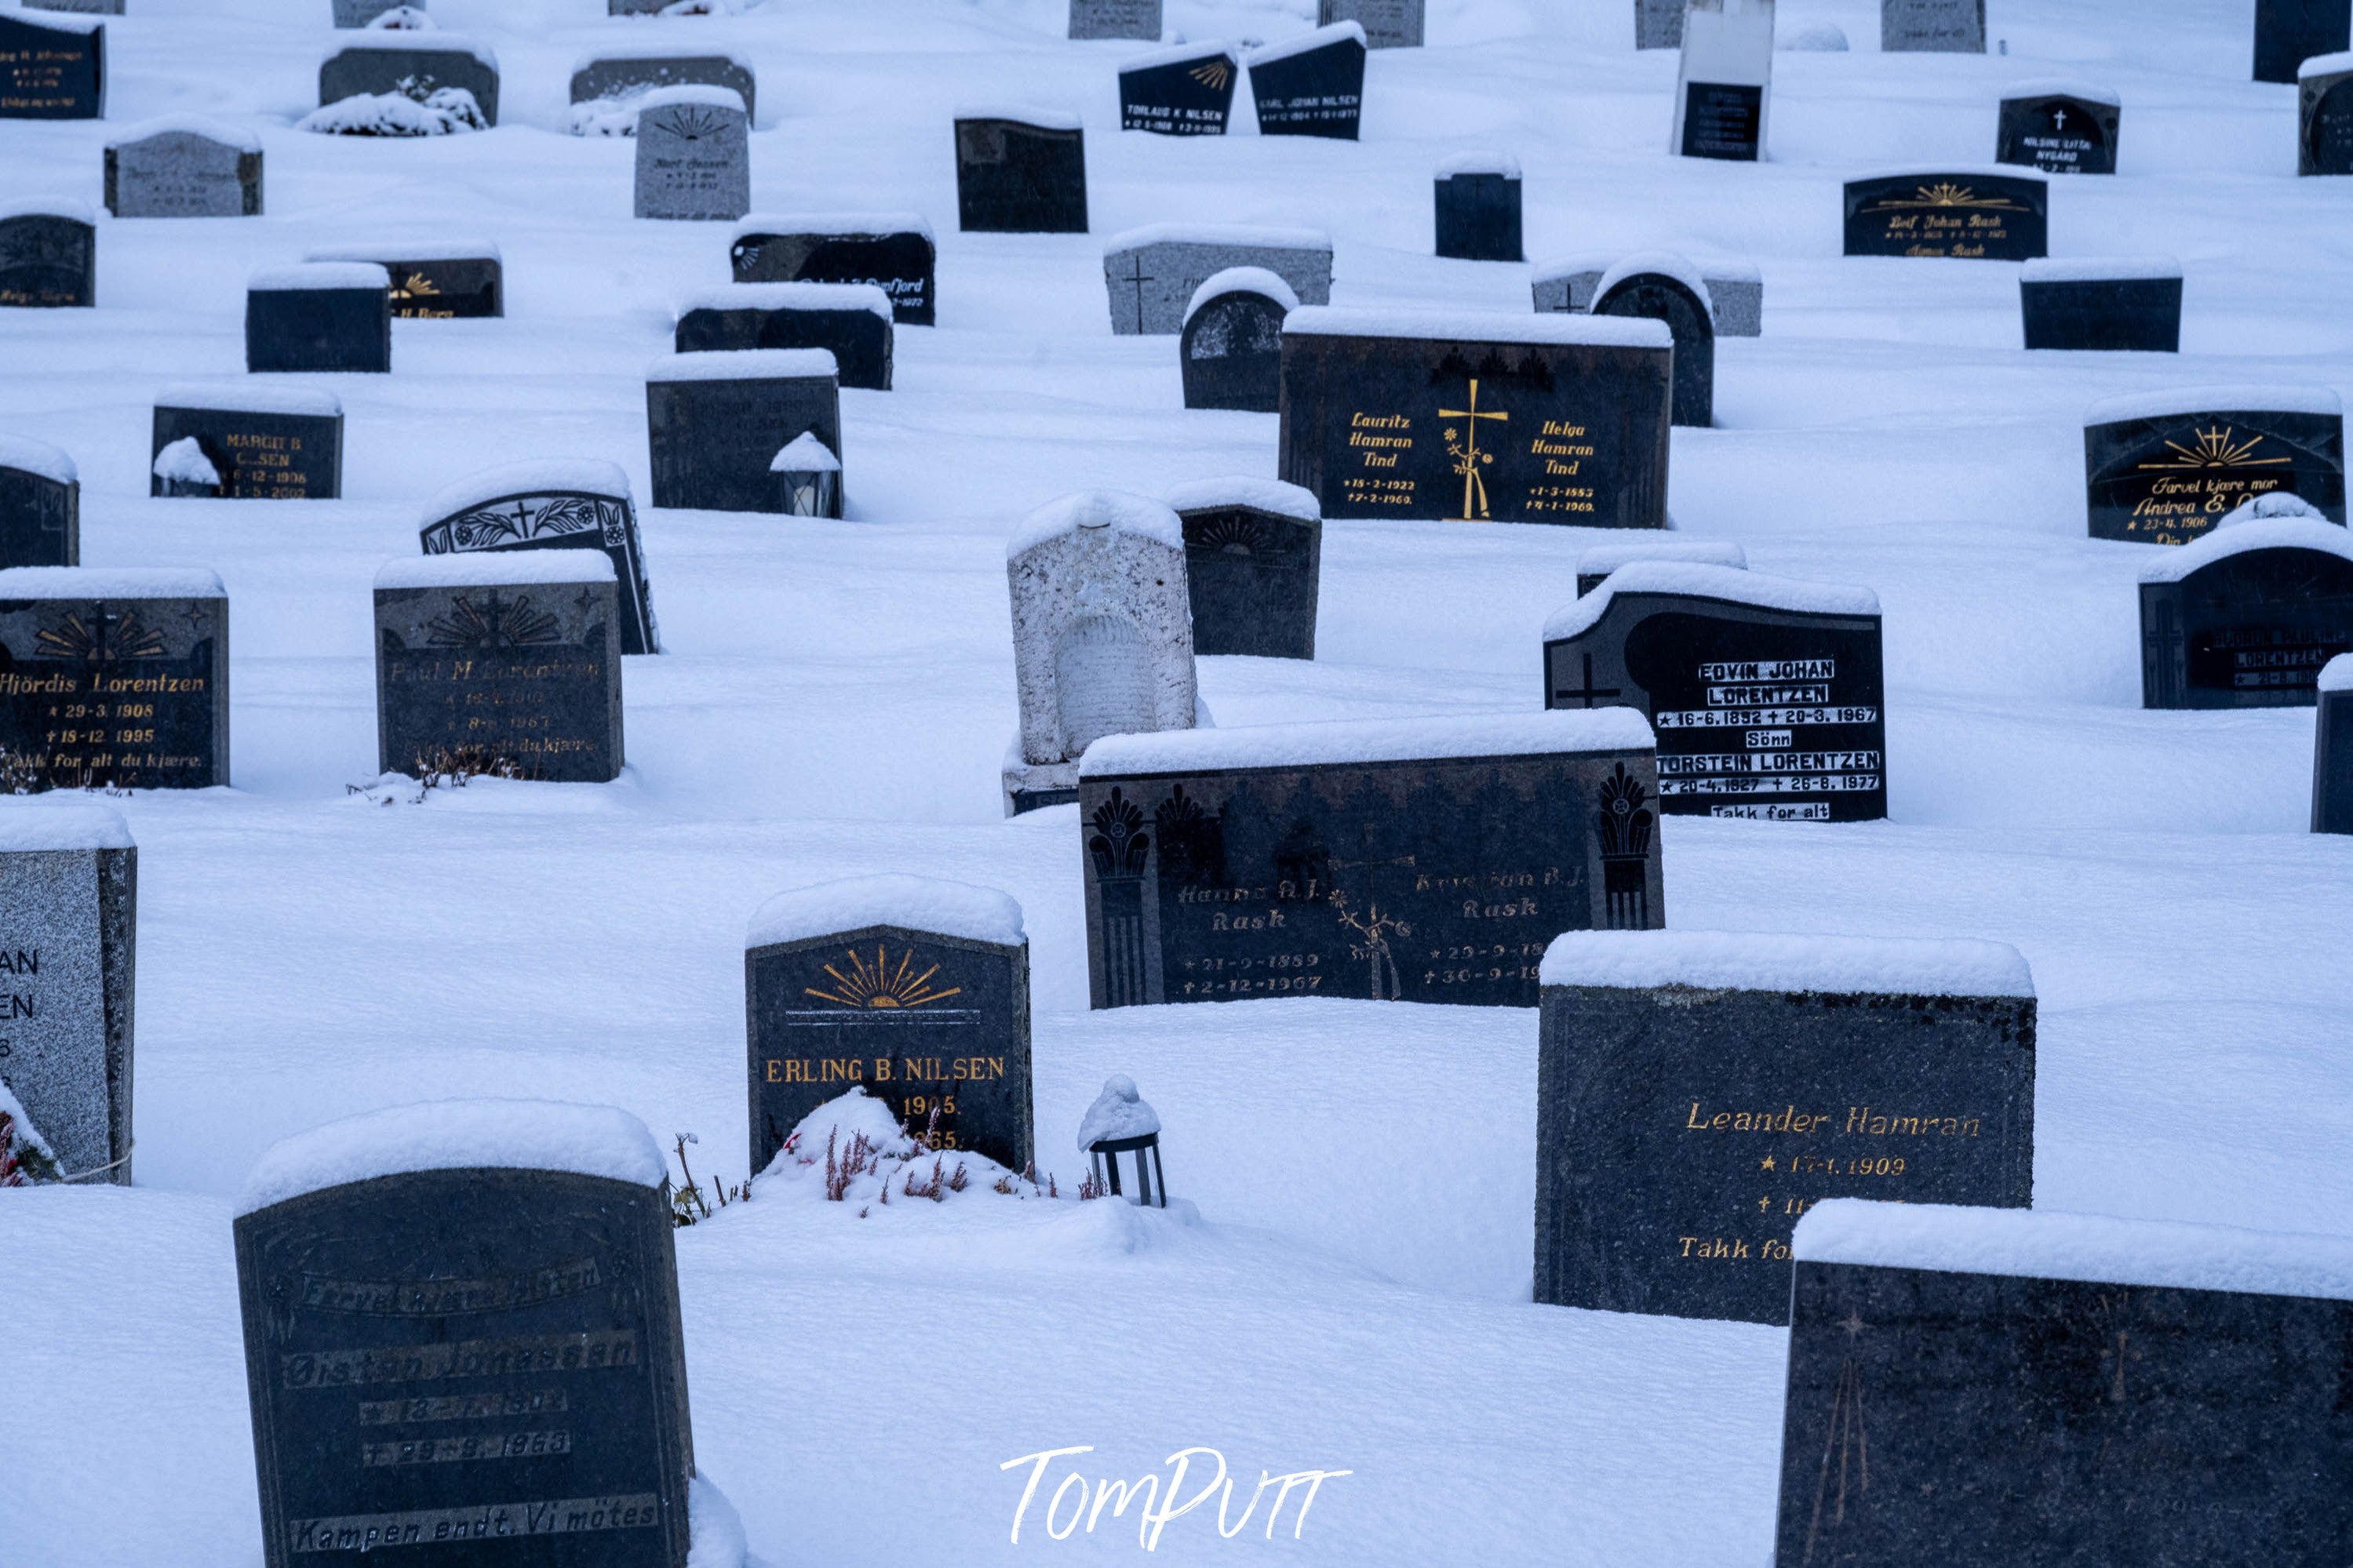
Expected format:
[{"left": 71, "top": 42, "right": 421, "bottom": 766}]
[
  {"left": 35, "top": 610, "right": 166, "bottom": 661},
  {"left": 2138, "top": 425, "right": 2291, "bottom": 471},
  {"left": 1875, "top": 182, "right": 2026, "bottom": 211},
  {"left": 805, "top": 944, "right": 962, "bottom": 1010},
  {"left": 1189, "top": 60, "right": 1231, "bottom": 90},
  {"left": 390, "top": 271, "right": 441, "bottom": 300}
]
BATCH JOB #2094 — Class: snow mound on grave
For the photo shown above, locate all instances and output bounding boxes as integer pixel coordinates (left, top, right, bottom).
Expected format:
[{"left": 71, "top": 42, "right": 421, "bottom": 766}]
[
  {"left": 1575, "top": 537, "right": 1746, "bottom": 580},
  {"left": 1247, "top": 20, "right": 1364, "bottom": 64},
  {"left": 952, "top": 103, "right": 1084, "bottom": 130},
  {"left": 1796, "top": 1199, "right": 2353, "bottom": 1302},
  {"left": 2002, "top": 77, "right": 2121, "bottom": 106},
  {"left": 300, "top": 88, "right": 486, "bottom": 136},
  {"left": 2215, "top": 491, "right": 2327, "bottom": 529},
  {"left": 1076, "top": 1075, "right": 1160, "bottom": 1151},
  {"left": 634, "top": 83, "right": 745, "bottom": 117},
  {"left": 0, "top": 565, "right": 225, "bottom": 599},
  {"left": 687, "top": 1474, "right": 751, "bottom": 1568},
  {"left": 1539, "top": 930, "right": 2036, "bottom": 998},
  {"left": 2138, "top": 516, "right": 2353, "bottom": 584},
  {"left": 0, "top": 801, "right": 133, "bottom": 851},
  {"left": 676, "top": 281, "right": 893, "bottom": 319},
  {"left": 419, "top": 457, "right": 632, "bottom": 523},
  {"left": 104, "top": 117, "right": 264, "bottom": 154},
  {"left": 2082, "top": 382, "right": 2343, "bottom": 426},
  {"left": 376, "top": 551, "right": 614, "bottom": 590},
  {"left": 0, "top": 431, "right": 77, "bottom": 486},
  {"left": 2301, "top": 50, "right": 2353, "bottom": 79},
  {"left": 756, "top": 1089, "right": 1042, "bottom": 1204},
  {"left": 647, "top": 348, "right": 838, "bottom": 383},
  {"left": 0, "top": 1079, "right": 63, "bottom": 1185},
  {"left": 735, "top": 211, "right": 934, "bottom": 242},
  {"left": 1004, "top": 489, "right": 1183, "bottom": 558},
  {"left": 366, "top": 5, "right": 434, "bottom": 29},
  {"left": 158, "top": 381, "right": 341, "bottom": 417},
  {"left": 308, "top": 238, "right": 502, "bottom": 264},
  {"left": 152, "top": 437, "right": 219, "bottom": 487},
  {"left": 1543, "top": 562, "right": 1878, "bottom": 643},
  {"left": 236, "top": 1099, "right": 666, "bottom": 1216},
  {"left": 1436, "top": 150, "right": 1520, "bottom": 179},
  {"left": 1102, "top": 220, "right": 1330, "bottom": 255},
  {"left": 2020, "top": 256, "right": 2181, "bottom": 283},
  {"left": 1186, "top": 265, "right": 1298, "bottom": 322},
  {"left": 1164, "top": 475, "right": 1319, "bottom": 521},
  {"left": 248, "top": 262, "right": 391, "bottom": 293},
  {"left": 2322, "top": 653, "right": 2353, "bottom": 693},
  {"left": 1283, "top": 306, "right": 1671, "bottom": 350},
  {"left": 1080, "top": 708, "right": 1655, "bottom": 777},
  {"left": 1779, "top": 22, "right": 1848, "bottom": 49},
  {"left": 745, "top": 872, "right": 1024, "bottom": 950}
]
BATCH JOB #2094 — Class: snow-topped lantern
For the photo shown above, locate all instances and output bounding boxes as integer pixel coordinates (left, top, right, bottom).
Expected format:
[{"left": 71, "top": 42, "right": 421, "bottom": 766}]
[
  {"left": 771, "top": 431, "right": 840, "bottom": 518},
  {"left": 151, "top": 436, "right": 222, "bottom": 500},
  {"left": 1077, "top": 1074, "right": 1165, "bottom": 1207}
]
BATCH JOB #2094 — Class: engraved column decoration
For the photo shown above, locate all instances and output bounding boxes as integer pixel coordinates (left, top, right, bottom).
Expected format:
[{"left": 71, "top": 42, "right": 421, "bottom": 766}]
[
  {"left": 1089, "top": 788, "right": 1151, "bottom": 1006},
  {"left": 1596, "top": 762, "right": 1654, "bottom": 930}
]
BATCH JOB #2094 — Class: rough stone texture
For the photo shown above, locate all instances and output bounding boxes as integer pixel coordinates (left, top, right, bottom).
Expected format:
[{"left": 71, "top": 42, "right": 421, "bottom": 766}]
[
  {"left": 420, "top": 486, "right": 659, "bottom": 657},
  {"left": 1537, "top": 979, "right": 2034, "bottom": 1322},
  {"left": 635, "top": 96, "right": 749, "bottom": 221},
  {"left": 673, "top": 297, "right": 892, "bottom": 390},
  {"left": 0, "top": 461, "right": 77, "bottom": 568},
  {"left": 955, "top": 118, "right": 1087, "bottom": 234},
  {"left": 319, "top": 45, "right": 498, "bottom": 126},
  {"left": 0, "top": 842, "right": 135, "bottom": 1184},
  {"left": 246, "top": 284, "right": 392, "bottom": 374},
  {"left": 24, "top": 0, "right": 123, "bottom": 12},
  {"left": 105, "top": 129, "right": 262, "bottom": 217},
  {"left": 1997, "top": 90, "right": 2120, "bottom": 175},
  {"left": 1102, "top": 234, "right": 1330, "bottom": 336},
  {"left": 1634, "top": 0, "right": 1684, "bottom": 49},
  {"left": 1546, "top": 586, "right": 1886, "bottom": 820},
  {"left": 730, "top": 224, "right": 934, "bottom": 326},
  {"left": 2300, "top": 64, "right": 2353, "bottom": 177},
  {"left": 150, "top": 403, "right": 342, "bottom": 500},
  {"left": 2140, "top": 544, "right": 2353, "bottom": 710},
  {"left": 234, "top": 1167, "right": 694, "bottom": 1568},
  {"left": 1319, "top": 0, "right": 1422, "bottom": 49},
  {"left": 2085, "top": 405, "right": 2346, "bottom": 545},
  {"left": 1118, "top": 47, "right": 1237, "bottom": 136},
  {"left": 1774, "top": 1257, "right": 2353, "bottom": 1563},
  {"left": 2256, "top": 0, "right": 2348, "bottom": 84},
  {"left": 645, "top": 365, "right": 841, "bottom": 515},
  {"left": 0, "top": 211, "right": 94, "bottom": 307},
  {"left": 746, "top": 922, "right": 1032, "bottom": 1174},
  {"left": 1435, "top": 173, "right": 1522, "bottom": 261},
  {"left": 1881, "top": 0, "right": 1984, "bottom": 52},
  {"left": 572, "top": 54, "right": 755, "bottom": 122},
  {"left": 0, "top": 590, "right": 231, "bottom": 788},
  {"left": 2318, "top": 682, "right": 2353, "bottom": 831},
  {"left": 1081, "top": 744, "right": 1665, "bottom": 1009},
  {"left": 1249, "top": 35, "right": 1364, "bottom": 140},
  {"left": 0, "top": 13, "right": 104, "bottom": 119},
  {"left": 1535, "top": 265, "right": 1762, "bottom": 337},
  {"left": 2020, "top": 276, "right": 2180, "bottom": 352},
  {"left": 1177, "top": 502, "right": 1320, "bottom": 659},
  {"left": 1180, "top": 287, "right": 1287, "bottom": 413},
  {"left": 1843, "top": 171, "right": 2046, "bottom": 260},
  {"left": 330, "top": 0, "right": 409, "bottom": 23},
  {"left": 1595, "top": 268, "right": 1716, "bottom": 427},
  {"left": 1069, "top": 0, "right": 1160, "bottom": 41}
]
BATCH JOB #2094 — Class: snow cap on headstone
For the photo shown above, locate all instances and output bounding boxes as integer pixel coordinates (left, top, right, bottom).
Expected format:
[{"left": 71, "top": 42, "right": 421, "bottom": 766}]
[
  {"left": 236, "top": 1099, "right": 667, "bottom": 1216},
  {"left": 1005, "top": 489, "right": 1184, "bottom": 561},
  {"left": 1076, "top": 1074, "right": 1160, "bottom": 1152},
  {"left": 745, "top": 872, "right": 1024, "bottom": 950}
]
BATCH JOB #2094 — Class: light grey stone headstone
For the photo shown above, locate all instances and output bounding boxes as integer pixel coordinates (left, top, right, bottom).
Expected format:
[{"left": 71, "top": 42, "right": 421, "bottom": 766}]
[
  {"left": 1535, "top": 259, "right": 1761, "bottom": 336},
  {"left": 0, "top": 814, "right": 135, "bottom": 1185},
  {"left": 1532, "top": 267, "right": 1605, "bottom": 313},
  {"left": 1069, "top": 0, "right": 1160, "bottom": 41},
  {"left": 332, "top": 0, "right": 408, "bottom": 24},
  {"left": 105, "top": 129, "right": 261, "bottom": 218},
  {"left": 1635, "top": 0, "right": 1684, "bottom": 49},
  {"left": 1881, "top": 0, "right": 1984, "bottom": 52},
  {"left": 1320, "top": 0, "right": 1422, "bottom": 48},
  {"left": 634, "top": 90, "right": 750, "bottom": 221},
  {"left": 25, "top": 0, "right": 124, "bottom": 13},
  {"left": 1102, "top": 229, "right": 1332, "bottom": 335}
]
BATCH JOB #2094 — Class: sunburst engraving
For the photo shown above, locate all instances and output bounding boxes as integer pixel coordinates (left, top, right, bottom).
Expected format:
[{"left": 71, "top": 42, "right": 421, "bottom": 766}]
[
  {"left": 424, "top": 591, "right": 562, "bottom": 649},
  {"left": 1188, "top": 60, "right": 1232, "bottom": 90},
  {"left": 653, "top": 104, "right": 731, "bottom": 141},
  {"left": 2138, "top": 425, "right": 2292, "bottom": 471},
  {"left": 35, "top": 610, "right": 166, "bottom": 661},
  {"left": 389, "top": 271, "right": 441, "bottom": 301},
  {"left": 1871, "top": 182, "right": 2027, "bottom": 211},
  {"left": 804, "top": 944, "right": 962, "bottom": 1010}
]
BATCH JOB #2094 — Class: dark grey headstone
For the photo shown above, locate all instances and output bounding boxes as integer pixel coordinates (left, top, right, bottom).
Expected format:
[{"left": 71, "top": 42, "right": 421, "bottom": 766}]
[
  {"left": 571, "top": 53, "right": 754, "bottom": 122},
  {"left": 311, "top": 248, "right": 501, "bottom": 318},
  {"left": 105, "top": 126, "right": 263, "bottom": 217},
  {"left": 2316, "top": 660, "right": 2353, "bottom": 831},
  {"left": 0, "top": 569, "right": 231, "bottom": 789},
  {"left": 2085, "top": 397, "right": 2347, "bottom": 544},
  {"left": 2300, "top": 61, "right": 2353, "bottom": 176},
  {"left": 1180, "top": 282, "right": 1288, "bottom": 413},
  {"left": 1078, "top": 714, "right": 1665, "bottom": 1010},
  {"left": 1435, "top": 169, "right": 1522, "bottom": 261},
  {"left": 1546, "top": 567, "right": 1885, "bottom": 821},
  {"left": 1537, "top": 935, "right": 2035, "bottom": 1323},
  {"left": 233, "top": 1144, "right": 692, "bottom": 1568},
  {"left": 1635, "top": 0, "right": 1683, "bottom": 49},
  {"left": 646, "top": 351, "right": 842, "bottom": 515},
  {"left": 1881, "top": 0, "right": 1984, "bottom": 52},
  {"left": 151, "top": 394, "right": 344, "bottom": 501},
  {"left": 331, "top": 0, "right": 407, "bottom": 23},
  {"left": 0, "top": 440, "right": 77, "bottom": 568},
  {"left": 2257, "top": 0, "right": 2349, "bottom": 84},
  {"left": 954, "top": 115, "right": 1087, "bottom": 233},
  {"left": 1069, "top": 0, "right": 1159, "bottom": 42},
  {"left": 608, "top": 0, "right": 668, "bottom": 12},
  {"left": 246, "top": 267, "right": 392, "bottom": 374},
  {"left": 0, "top": 209, "right": 94, "bottom": 308},
  {"left": 672, "top": 285, "right": 894, "bottom": 391},
  {"left": 1594, "top": 264, "right": 1715, "bottom": 427},
  {"left": 419, "top": 467, "right": 658, "bottom": 657},
  {"left": 22, "top": 0, "right": 123, "bottom": 13},
  {"left": 2140, "top": 524, "right": 2353, "bottom": 709},
  {"left": 745, "top": 885, "right": 1032, "bottom": 1175},
  {"left": 1319, "top": 0, "right": 1422, "bottom": 49},
  {"left": 1118, "top": 45, "right": 1237, "bottom": 135},
  {"left": 1248, "top": 27, "right": 1365, "bottom": 140},
  {"left": 2020, "top": 266, "right": 2180, "bottom": 351},
  {"left": 0, "top": 814, "right": 134, "bottom": 1185},
  {"left": 1681, "top": 79, "right": 1764, "bottom": 160},
  {"left": 1843, "top": 171, "right": 2047, "bottom": 260},
  {"left": 375, "top": 560, "right": 625, "bottom": 782},
  {"left": 633, "top": 91, "right": 749, "bottom": 221},
  {"left": 319, "top": 42, "right": 498, "bottom": 126},
  {"left": 730, "top": 217, "right": 934, "bottom": 326},
  {"left": 1171, "top": 484, "right": 1320, "bottom": 659},
  {"left": 1996, "top": 87, "right": 2120, "bottom": 174},
  {"left": 0, "top": 13, "right": 103, "bottom": 119},
  {"left": 1278, "top": 311, "right": 1674, "bottom": 527}
]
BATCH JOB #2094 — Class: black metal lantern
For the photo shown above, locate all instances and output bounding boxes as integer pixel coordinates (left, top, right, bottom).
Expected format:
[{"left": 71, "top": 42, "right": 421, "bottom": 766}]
[
  {"left": 1087, "top": 1130, "right": 1166, "bottom": 1207},
  {"left": 770, "top": 432, "right": 841, "bottom": 518},
  {"left": 1078, "top": 1074, "right": 1166, "bottom": 1208}
]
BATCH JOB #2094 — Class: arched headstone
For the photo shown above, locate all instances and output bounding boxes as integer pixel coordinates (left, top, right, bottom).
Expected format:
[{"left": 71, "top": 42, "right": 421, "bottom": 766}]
[
  {"left": 418, "top": 459, "right": 660, "bottom": 657},
  {"left": 634, "top": 87, "right": 749, "bottom": 221},
  {"left": 1995, "top": 81, "right": 2120, "bottom": 175},
  {"left": 2300, "top": 54, "right": 2353, "bottom": 176},
  {"left": 0, "top": 202, "right": 95, "bottom": 308},
  {"left": 1592, "top": 253, "right": 1716, "bottom": 427},
  {"left": 0, "top": 434, "right": 78, "bottom": 568},
  {"left": 104, "top": 119, "right": 264, "bottom": 216},
  {"left": 1178, "top": 266, "right": 1294, "bottom": 413},
  {"left": 2082, "top": 386, "right": 2346, "bottom": 545},
  {"left": 2139, "top": 515, "right": 2353, "bottom": 709}
]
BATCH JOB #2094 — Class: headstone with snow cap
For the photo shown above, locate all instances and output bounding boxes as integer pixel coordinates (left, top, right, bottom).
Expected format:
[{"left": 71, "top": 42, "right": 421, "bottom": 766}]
[
  {"left": 1280, "top": 308, "right": 1674, "bottom": 529},
  {"left": 570, "top": 49, "right": 756, "bottom": 127},
  {"left": 151, "top": 384, "right": 344, "bottom": 500},
  {"left": 2300, "top": 53, "right": 2353, "bottom": 176},
  {"left": 332, "top": 0, "right": 410, "bottom": 23},
  {"left": 672, "top": 282, "right": 894, "bottom": 391},
  {"left": 1537, "top": 931, "right": 2035, "bottom": 1324},
  {"left": 1995, "top": 81, "right": 2120, "bottom": 175},
  {"left": 362, "top": 6, "right": 434, "bottom": 27},
  {"left": 318, "top": 37, "right": 499, "bottom": 126},
  {"left": 645, "top": 350, "right": 841, "bottom": 515},
  {"left": 1674, "top": 0, "right": 1773, "bottom": 162},
  {"left": 1635, "top": 0, "right": 1682, "bottom": 48},
  {"left": 771, "top": 434, "right": 840, "bottom": 518},
  {"left": 1881, "top": 0, "right": 1983, "bottom": 51},
  {"left": 1167, "top": 476, "right": 1321, "bottom": 660},
  {"left": 2139, "top": 510, "right": 2353, "bottom": 709},
  {"left": 1592, "top": 253, "right": 1716, "bottom": 427},
  {"left": 22, "top": 0, "right": 122, "bottom": 13},
  {"left": 2317, "top": 655, "right": 2353, "bottom": 831},
  {"left": 1545, "top": 563, "right": 1885, "bottom": 820},
  {"left": 0, "top": 435, "right": 78, "bottom": 568},
  {"left": 1118, "top": 41, "right": 1238, "bottom": 135},
  {"left": 232, "top": 1101, "right": 694, "bottom": 1568},
  {"left": 374, "top": 554, "right": 624, "bottom": 781},
  {"left": 2082, "top": 386, "right": 2346, "bottom": 545},
  {"left": 308, "top": 241, "right": 502, "bottom": 318},
  {"left": 1069, "top": 0, "right": 1158, "bottom": 42},
  {"left": 745, "top": 875, "right": 1032, "bottom": 1175},
  {"left": 105, "top": 120, "right": 263, "bottom": 217},
  {"left": 1180, "top": 267, "right": 1294, "bottom": 413},
  {"left": 0, "top": 203, "right": 94, "bottom": 307},
  {"left": 418, "top": 460, "right": 659, "bottom": 657},
  {"left": 1534, "top": 253, "right": 1763, "bottom": 337},
  {"left": 1248, "top": 24, "right": 1365, "bottom": 140},
  {"left": 1003, "top": 492, "right": 1197, "bottom": 815},
  {"left": 1318, "top": 0, "right": 1420, "bottom": 49},
  {"left": 1776, "top": 1202, "right": 2353, "bottom": 1562},
  {"left": 633, "top": 87, "right": 749, "bottom": 221},
  {"left": 954, "top": 109, "right": 1087, "bottom": 233},
  {"left": 0, "top": 566, "right": 231, "bottom": 790},
  {"left": 730, "top": 214, "right": 936, "bottom": 326},
  {"left": 2020, "top": 257, "right": 2180, "bottom": 351},
  {"left": 1433, "top": 155, "right": 1522, "bottom": 261},
  {"left": 1080, "top": 711, "right": 1665, "bottom": 1010},
  {"left": 0, "top": 11, "right": 103, "bottom": 119},
  {"left": 1101, "top": 224, "right": 1331, "bottom": 337},
  {"left": 1845, "top": 169, "right": 2045, "bottom": 259},
  {"left": 2257, "top": 0, "right": 2349, "bottom": 84},
  {"left": 1575, "top": 537, "right": 1745, "bottom": 597},
  {"left": 246, "top": 264, "right": 392, "bottom": 374},
  {"left": 0, "top": 806, "right": 134, "bottom": 1185}
]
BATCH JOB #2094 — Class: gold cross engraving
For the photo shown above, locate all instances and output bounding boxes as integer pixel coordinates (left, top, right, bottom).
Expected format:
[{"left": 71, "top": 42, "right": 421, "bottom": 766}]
[{"left": 1440, "top": 378, "right": 1509, "bottom": 520}]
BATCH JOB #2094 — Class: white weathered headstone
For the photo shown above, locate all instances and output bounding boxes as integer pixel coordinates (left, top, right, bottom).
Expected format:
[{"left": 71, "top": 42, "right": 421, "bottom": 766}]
[
  {"left": 1320, "top": 0, "right": 1422, "bottom": 49},
  {"left": 1069, "top": 0, "right": 1160, "bottom": 41},
  {"left": 1673, "top": 0, "right": 1774, "bottom": 162},
  {"left": 633, "top": 85, "right": 749, "bottom": 221}
]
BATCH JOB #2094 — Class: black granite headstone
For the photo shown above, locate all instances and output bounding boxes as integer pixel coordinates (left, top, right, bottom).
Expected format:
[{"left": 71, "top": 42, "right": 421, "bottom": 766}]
[
  {"left": 953, "top": 114, "right": 1087, "bottom": 234},
  {"left": 1248, "top": 26, "right": 1365, "bottom": 140},
  {"left": 1120, "top": 44, "right": 1237, "bottom": 135},
  {"left": 2300, "top": 59, "right": 2353, "bottom": 176},
  {"left": 2020, "top": 264, "right": 2181, "bottom": 352},
  {"left": 745, "top": 879, "right": 1032, "bottom": 1176},
  {"left": 0, "top": 208, "right": 94, "bottom": 308},
  {"left": 0, "top": 12, "right": 102, "bottom": 119},
  {"left": 151, "top": 391, "right": 344, "bottom": 501},
  {"left": 1279, "top": 309, "right": 1674, "bottom": 528},
  {"left": 1545, "top": 566, "right": 1886, "bottom": 822},
  {"left": 2316, "top": 657, "right": 2353, "bottom": 830},
  {"left": 419, "top": 463, "right": 659, "bottom": 658},
  {"left": 2256, "top": 0, "right": 2349, "bottom": 84},
  {"left": 1681, "top": 82, "right": 1763, "bottom": 161},
  {"left": 0, "top": 569, "right": 231, "bottom": 790},
  {"left": 645, "top": 351, "right": 842, "bottom": 515},
  {"left": 570, "top": 53, "right": 756, "bottom": 122},
  {"left": 1843, "top": 171, "right": 2048, "bottom": 260},
  {"left": 1077, "top": 711, "right": 1665, "bottom": 1010},
  {"left": 311, "top": 247, "right": 502, "bottom": 319},
  {"left": 246, "top": 266, "right": 393, "bottom": 375},
  {"left": 1995, "top": 85, "right": 2120, "bottom": 174},
  {"left": 729, "top": 216, "right": 935, "bottom": 326},
  {"left": 1434, "top": 167, "right": 1523, "bottom": 261},
  {"left": 672, "top": 285, "right": 894, "bottom": 391},
  {"left": 1180, "top": 278, "right": 1288, "bottom": 413},
  {"left": 1592, "top": 263, "right": 1715, "bottom": 428},
  {"left": 2140, "top": 522, "right": 2353, "bottom": 709},
  {"left": 1537, "top": 933, "right": 2036, "bottom": 1324},
  {"left": 0, "top": 438, "right": 77, "bottom": 568},
  {"left": 319, "top": 42, "right": 500, "bottom": 126},
  {"left": 1169, "top": 480, "right": 1321, "bottom": 660},
  {"left": 232, "top": 1115, "right": 693, "bottom": 1568},
  {"left": 2084, "top": 394, "right": 2347, "bottom": 545}
]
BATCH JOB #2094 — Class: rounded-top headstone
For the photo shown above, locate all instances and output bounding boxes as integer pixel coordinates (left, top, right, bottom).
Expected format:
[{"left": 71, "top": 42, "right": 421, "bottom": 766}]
[
  {"left": 0, "top": 198, "right": 97, "bottom": 308},
  {"left": 2300, "top": 50, "right": 2353, "bottom": 177},
  {"left": 1994, "top": 78, "right": 2121, "bottom": 176},
  {"left": 1574, "top": 537, "right": 1747, "bottom": 596},
  {"left": 417, "top": 457, "right": 660, "bottom": 657},
  {"left": 1592, "top": 251, "right": 1715, "bottom": 428},
  {"left": 104, "top": 117, "right": 264, "bottom": 217},
  {"left": 0, "top": 431, "right": 79, "bottom": 568},
  {"left": 633, "top": 85, "right": 751, "bottom": 222},
  {"left": 2137, "top": 512, "right": 2353, "bottom": 709},
  {"left": 1179, "top": 265, "right": 1296, "bottom": 414},
  {"left": 2082, "top": 383, "right": 2347, "bottom": 544}
]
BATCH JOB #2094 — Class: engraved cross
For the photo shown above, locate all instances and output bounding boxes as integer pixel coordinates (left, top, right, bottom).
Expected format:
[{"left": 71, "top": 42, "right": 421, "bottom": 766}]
[
  {"left": 1552, "top": 652, "right": 1622, "bottom": 708},
  {"left": 1438, "top": 378, "right": 1510, "bottom": 519}
]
